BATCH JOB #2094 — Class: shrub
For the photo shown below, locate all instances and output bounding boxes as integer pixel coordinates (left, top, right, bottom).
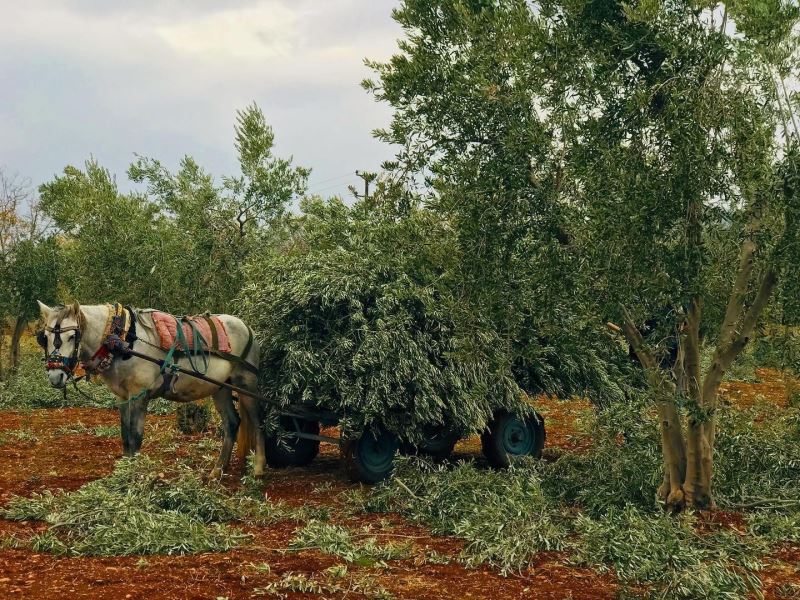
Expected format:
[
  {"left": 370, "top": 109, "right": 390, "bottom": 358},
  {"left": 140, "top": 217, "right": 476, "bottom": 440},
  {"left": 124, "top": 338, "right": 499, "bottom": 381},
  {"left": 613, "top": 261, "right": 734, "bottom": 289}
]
[
  {"left": 175, "top": 401, "right": 211, "bottom": 434},
  {"left": 0, "top": 342, "right": 119, "bottom": 410},
  {"left": 752, "top": 328, "right": 800, "bottom": 372},
  {"left": 540, "top": 398, "right": 663, "bottom": 515}
]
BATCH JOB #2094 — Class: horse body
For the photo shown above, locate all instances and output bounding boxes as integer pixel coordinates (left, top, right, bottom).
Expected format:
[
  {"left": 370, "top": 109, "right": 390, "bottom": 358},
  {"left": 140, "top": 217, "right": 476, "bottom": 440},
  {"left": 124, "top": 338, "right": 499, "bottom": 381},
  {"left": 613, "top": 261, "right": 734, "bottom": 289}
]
[{"left": 37, "top": 301, "right": 265, "bottom": 478}]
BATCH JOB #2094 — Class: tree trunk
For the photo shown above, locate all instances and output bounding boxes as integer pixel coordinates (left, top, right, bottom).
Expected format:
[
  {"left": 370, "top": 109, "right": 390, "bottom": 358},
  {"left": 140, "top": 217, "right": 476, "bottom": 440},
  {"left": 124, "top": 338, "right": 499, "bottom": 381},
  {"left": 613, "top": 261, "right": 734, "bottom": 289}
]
[
  {"left": 620, "top": 310, "right": 687, "bottom": 511},
  {"left": 0, "top": 327, "right": 5, "bottom": 380},
  {"left": 9, "top": 315, "right": 26, "bottom": 373},
  {"left": 681, "top": 298, "right": 715, "bottom": 509}
]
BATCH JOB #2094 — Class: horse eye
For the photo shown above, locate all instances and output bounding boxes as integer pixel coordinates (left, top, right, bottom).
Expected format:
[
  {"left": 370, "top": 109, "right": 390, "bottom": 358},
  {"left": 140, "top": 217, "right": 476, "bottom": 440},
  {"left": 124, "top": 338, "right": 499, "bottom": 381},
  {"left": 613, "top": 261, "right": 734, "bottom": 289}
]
[{"left": 69, "top": 335, "right": 76, "bottom": 342}]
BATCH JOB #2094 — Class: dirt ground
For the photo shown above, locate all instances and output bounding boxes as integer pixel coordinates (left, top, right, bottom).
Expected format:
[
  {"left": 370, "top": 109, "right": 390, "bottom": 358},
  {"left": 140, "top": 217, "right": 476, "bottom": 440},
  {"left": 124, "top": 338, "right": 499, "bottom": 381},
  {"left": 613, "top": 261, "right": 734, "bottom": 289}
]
[{"left": 0, "top": 369, "right": 797, "bottom": 599}]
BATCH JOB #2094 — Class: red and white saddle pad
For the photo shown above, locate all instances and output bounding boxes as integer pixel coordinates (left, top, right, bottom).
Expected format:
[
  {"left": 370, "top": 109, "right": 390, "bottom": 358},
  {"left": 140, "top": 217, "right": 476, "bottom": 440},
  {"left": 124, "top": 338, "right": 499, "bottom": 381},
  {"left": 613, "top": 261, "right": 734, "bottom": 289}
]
[{"left": 150, "top": 312, "right": 231, "bottom": 353}]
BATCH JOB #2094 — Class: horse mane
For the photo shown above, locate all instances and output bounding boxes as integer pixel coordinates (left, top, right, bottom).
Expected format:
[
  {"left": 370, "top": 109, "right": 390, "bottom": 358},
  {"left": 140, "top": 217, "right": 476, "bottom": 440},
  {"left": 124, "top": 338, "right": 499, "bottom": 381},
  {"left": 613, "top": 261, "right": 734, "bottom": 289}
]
[{"left": 51, "top": 303, "right": 86, "bottom": 329}]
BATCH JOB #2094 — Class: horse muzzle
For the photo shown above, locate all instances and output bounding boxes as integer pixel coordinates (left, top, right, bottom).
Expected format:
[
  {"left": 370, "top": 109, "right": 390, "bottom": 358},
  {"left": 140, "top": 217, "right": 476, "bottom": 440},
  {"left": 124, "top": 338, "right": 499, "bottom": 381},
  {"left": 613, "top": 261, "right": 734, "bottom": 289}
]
[{"left": 48, "top": 369, "right": 68, "bottom": 388}]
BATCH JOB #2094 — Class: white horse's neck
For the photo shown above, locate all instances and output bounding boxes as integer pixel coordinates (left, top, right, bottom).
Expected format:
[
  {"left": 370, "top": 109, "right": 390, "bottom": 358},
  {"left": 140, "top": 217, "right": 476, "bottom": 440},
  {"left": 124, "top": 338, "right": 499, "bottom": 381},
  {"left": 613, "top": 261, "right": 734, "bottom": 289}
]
[{"left": 78, "top": 304, "right": 114, "bottom": 361}]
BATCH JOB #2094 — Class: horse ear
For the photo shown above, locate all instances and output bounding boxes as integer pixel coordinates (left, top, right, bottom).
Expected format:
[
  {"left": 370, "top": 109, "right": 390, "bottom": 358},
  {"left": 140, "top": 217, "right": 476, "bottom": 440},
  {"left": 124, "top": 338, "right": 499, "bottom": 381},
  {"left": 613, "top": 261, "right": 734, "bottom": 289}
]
[
  {"left": 37, "top": 300, "right": 52, "bottom": 319},
  {"left": 71, "top": 301, "right": 81, "bottom": 315}
]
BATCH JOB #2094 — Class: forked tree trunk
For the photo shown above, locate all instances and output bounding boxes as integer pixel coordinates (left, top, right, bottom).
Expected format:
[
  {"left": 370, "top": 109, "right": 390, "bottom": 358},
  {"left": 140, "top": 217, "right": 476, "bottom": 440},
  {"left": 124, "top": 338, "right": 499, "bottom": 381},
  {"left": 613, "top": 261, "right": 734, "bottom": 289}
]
[
  {"left": 9, "top": 315, "right": 26, "bottom": 373},
  {"left": 618, "top": 237, "right": 779, "bottom": 512}
]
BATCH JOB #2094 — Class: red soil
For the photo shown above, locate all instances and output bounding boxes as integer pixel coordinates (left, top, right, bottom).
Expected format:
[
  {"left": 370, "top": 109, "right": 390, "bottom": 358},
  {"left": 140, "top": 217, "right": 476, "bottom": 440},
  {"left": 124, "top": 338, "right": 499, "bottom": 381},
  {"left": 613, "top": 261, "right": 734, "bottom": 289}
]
[
  {"left": 0, "top": 368, "right": 798, "bottom": 598},
  {"left": 0, "top": 407, "right": 618, "bottom": 599}
]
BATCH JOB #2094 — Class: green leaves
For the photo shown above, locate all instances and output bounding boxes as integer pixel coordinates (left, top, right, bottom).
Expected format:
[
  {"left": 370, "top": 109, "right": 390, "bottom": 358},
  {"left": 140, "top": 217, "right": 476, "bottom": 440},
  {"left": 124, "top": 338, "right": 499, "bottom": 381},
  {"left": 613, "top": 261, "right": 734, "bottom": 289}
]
[
  {"left": 37, "top": 104, "right": 307, "bottom": 314},
  {"left": 239, "top": 198, "right": 526, "bottom": 440}
]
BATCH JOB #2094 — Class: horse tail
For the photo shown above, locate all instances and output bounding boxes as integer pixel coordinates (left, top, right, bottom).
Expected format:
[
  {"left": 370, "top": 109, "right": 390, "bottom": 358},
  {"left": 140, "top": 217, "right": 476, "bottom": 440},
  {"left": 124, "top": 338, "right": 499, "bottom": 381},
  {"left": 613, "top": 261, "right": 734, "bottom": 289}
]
[{"left": 236, "top": 400, "right": 258, "bottom": 463}]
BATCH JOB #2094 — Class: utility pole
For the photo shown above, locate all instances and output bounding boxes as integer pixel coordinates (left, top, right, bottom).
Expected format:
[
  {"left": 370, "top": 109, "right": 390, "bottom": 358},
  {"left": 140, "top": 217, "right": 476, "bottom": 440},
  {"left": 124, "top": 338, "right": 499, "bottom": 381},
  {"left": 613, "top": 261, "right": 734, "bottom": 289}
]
[{"left": 349, "top": 171, "right": 378, "bottom": 202}]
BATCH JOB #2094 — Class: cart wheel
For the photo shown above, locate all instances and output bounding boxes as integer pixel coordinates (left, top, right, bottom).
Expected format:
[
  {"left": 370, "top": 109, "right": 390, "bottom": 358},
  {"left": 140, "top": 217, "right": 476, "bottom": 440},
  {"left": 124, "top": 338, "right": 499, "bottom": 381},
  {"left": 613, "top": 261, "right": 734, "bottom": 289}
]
[
  {"left": 481, "top": 410, "right": 545, "bottom": 468},
  {"left": 341, "top": 426, "right": 399, "bottom": 484},
  {"left": 400, "top": 430, "right": 459, "bottom": 461},
  {"left": 265, "top": 417, "right": 320, "bottom": 468}
]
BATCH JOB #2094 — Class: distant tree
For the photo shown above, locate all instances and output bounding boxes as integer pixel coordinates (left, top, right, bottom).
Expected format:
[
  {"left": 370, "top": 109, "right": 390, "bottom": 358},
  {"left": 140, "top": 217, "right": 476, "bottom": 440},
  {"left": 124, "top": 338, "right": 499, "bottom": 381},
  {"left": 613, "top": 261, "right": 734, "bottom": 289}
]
[
  {"left": 38, "top": 104, "right": 308, "bottom": 314},
  {"left": 38, "top": 161, "right": 164, "bottom": 308},
  {"left": 127, "top": 103, "right": 309, "bottom": 312},
  {"left": 0, "top": 168, "right": 58, "bottom": 375}
]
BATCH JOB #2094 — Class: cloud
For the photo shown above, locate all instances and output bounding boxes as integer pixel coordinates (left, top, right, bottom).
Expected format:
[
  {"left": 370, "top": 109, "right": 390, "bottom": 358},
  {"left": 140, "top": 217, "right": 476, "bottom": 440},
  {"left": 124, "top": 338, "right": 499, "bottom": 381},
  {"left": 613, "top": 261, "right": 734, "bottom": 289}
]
[
  {"left": 156, "top": 2, "right": 300, "bottom": 60},
  {"left": 0, "top": 0, "right": 402, "bottom": 196}
]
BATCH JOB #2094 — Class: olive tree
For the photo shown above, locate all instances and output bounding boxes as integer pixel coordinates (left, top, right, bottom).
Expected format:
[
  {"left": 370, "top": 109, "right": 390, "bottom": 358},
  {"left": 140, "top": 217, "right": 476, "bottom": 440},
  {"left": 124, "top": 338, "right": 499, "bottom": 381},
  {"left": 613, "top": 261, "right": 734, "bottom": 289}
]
[
  {"left": 367, "top": 0, "right": 800, "bottom": 509},
  {"left": 127, "top": 103, "right": 309, "bottom": 312},
  {"left": 39, "top": 104, "right": 307, "bottom": 314}
]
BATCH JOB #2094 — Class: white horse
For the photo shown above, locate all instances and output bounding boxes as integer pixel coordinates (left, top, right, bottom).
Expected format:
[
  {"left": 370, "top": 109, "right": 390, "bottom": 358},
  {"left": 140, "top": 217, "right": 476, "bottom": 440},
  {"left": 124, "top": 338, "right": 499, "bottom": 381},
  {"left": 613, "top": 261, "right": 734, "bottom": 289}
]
[{"left": 36, "top": 301, "right": 265, "bottom": 478}]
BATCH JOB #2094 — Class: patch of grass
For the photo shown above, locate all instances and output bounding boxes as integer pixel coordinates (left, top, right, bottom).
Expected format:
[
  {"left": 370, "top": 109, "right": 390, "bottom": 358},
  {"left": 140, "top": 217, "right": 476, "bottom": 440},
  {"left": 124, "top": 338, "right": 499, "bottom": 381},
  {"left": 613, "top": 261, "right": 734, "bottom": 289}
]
[
  {"left": 0, "top": 455, "right": 311, "bottom": 556},
  {"left": 0, "top": 428, "right": 39, "bottom": 444},
  {"left": 289, "top": 521, "right": 412, "bottom": 566},
  {"left": 748, "top": 511, "right": 800, "bottom": 544},
  {"left": 572, "top": 506, "right": 764, "bottom": 600},
  {"left": 356, "top": 456, "right": 567, "bottom": 573},
  {"left": 55, "top": 422, "right": 119, "bottom": 437},
  {"left": 774, "top": 583, "right": 800, "bottom": 598},
  {"left": 0, "top": 533, "right": 24, "bottom": 549},
  {"left": 714, "top": 405, "right": 800, "bottom": 507},
  {"left": 252, "top": 566, "right": 394, "bottom": 599}
]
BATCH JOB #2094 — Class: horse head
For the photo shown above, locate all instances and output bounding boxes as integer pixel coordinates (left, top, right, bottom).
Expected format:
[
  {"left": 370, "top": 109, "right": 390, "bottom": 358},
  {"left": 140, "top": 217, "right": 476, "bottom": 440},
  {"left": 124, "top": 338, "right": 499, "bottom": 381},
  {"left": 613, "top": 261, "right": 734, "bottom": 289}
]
[{"left": 37, "top": 301, "right": 85, "bottom": 388}]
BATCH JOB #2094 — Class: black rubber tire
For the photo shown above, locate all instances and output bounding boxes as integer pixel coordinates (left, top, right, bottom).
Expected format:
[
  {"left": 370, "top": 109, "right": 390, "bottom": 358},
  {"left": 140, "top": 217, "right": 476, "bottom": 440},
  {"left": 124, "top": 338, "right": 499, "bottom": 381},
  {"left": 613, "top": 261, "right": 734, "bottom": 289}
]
[
  {"left": 341, "top": 426, "right": 399, "bottom": 484},
  {"left": 481, "top": 410, "right": 545, "bottom": 468},
  {"left": 265, "top": 417, "right": 321, "bottom": 468}
]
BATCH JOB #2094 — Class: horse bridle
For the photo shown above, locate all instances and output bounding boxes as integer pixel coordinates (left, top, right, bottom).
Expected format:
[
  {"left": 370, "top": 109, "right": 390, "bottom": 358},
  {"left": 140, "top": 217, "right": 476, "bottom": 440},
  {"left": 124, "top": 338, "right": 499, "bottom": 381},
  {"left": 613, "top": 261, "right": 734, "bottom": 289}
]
[
  {"left": 37, "top": 322, "right": 83, "bottom": 376},
  {"left": 36, "top": 304, "right": 138, "bottom": 381}
]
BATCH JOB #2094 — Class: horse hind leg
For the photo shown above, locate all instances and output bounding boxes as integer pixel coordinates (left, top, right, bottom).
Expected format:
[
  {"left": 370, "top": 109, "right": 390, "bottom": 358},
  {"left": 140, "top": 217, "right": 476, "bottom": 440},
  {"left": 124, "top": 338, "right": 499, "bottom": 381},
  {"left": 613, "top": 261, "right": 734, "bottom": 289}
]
[
  {"left": 231, "top": 368, "right": 266, "bottom": 478},
  {"left": 236, "top": 392, "right": 266, "bottom": 478},
  {"left": 210, "top": 387, "right": 240, "bottom": 479}
]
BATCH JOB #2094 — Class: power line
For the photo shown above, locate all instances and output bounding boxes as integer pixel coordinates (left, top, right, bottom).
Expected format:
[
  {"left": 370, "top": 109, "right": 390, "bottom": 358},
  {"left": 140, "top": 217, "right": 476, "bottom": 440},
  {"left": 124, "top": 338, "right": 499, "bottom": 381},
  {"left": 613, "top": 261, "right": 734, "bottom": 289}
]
[
  {"left": 308, "top": 179, "right": 358, "bottom": 196},
  {"left": 308, "top": 172, "right": 354, "bottom": 187}
]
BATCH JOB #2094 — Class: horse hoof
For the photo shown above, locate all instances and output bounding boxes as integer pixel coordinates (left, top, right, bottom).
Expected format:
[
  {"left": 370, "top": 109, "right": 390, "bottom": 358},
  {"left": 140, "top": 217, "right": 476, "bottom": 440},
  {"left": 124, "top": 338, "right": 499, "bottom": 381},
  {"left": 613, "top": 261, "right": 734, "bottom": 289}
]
[{"left": 208, "top": 468, "right": 223, "bottom": 481}]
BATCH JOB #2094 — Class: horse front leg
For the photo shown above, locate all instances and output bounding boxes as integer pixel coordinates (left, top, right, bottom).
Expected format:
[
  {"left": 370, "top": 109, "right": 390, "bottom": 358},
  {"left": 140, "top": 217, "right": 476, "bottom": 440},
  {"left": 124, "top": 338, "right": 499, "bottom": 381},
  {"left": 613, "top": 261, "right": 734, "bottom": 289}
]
[
  {"left": 119, "top": 400, "right": 133, "bottom": 457},
  {"left": 129, "top": 396, "right": 150, "bottom": 454},
  {"left": 119, "top": 395, "right": 150, "bottom": 457}
]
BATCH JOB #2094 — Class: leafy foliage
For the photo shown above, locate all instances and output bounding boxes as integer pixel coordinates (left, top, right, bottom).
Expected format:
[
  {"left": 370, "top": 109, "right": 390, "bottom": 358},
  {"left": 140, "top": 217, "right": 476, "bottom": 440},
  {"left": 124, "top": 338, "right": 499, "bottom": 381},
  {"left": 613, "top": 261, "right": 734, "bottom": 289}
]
[
  {"left": 37, "top": 104, "right": 306, "bottom": 314},
  {"left": 353, "top": 456, "right": 567, "bottom": 573},
  {"left": 289, "top": 521, "right": 412, "bottom": 565},
  {"left": 239, "top": 197, "right": 528, "bottom": 441},
  {"left": 713, "top": 404, "right": 800, "bottom": 507},
  {"left": 0, "top": 338, "right": 118, "bottom": 410},
  {"left": 0, "top": 454, "right": 311, "bottom": 556},
  {"left": 541, "top": 399, "right": 664, "bottom": 515},
  {"left": 573, "top": 506, "right": 763, "bottom": 600}
]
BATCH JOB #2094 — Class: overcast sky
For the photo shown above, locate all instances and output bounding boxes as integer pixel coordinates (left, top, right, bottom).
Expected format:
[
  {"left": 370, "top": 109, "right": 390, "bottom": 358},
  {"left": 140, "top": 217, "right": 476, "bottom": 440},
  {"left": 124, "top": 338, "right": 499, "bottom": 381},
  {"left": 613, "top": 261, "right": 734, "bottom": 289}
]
[{"left": 0, "top": 0, "right": 403, "bottom": 199}]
